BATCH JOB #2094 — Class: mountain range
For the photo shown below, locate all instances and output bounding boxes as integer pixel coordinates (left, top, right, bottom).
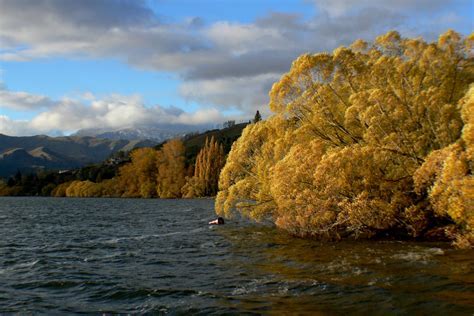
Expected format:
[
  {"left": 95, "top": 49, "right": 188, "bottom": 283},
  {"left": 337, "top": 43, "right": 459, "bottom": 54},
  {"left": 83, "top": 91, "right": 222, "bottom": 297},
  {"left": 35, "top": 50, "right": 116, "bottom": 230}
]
[
  {"left": 0, "top": 134, "right": 155, "bottom": 178},
  {"left": 73, "top": 125, "right": 216, "bottom": 141}
]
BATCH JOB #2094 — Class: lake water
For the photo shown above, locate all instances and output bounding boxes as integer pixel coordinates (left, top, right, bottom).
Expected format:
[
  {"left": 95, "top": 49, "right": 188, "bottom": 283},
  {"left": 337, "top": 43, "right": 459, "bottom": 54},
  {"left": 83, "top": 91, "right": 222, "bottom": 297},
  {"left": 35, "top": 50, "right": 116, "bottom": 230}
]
[{"left": 0, "top": 197, "right": 473, "bottom": 314}]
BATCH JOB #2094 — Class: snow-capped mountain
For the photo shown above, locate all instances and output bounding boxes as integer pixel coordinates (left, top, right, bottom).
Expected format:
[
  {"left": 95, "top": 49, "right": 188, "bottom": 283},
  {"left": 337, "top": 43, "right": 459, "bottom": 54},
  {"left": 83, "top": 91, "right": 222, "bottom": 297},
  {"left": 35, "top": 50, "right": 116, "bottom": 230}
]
[{"left": 74, "top": 124, "right": 215, "bottom": 142}]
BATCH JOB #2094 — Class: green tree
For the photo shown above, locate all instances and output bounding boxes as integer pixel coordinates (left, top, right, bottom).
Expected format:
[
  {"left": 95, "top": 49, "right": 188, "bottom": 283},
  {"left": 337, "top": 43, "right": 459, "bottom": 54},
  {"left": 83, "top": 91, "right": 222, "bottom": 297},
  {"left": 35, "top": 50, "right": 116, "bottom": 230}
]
[{"left": 253, "top": 110, "right": 262, "bottom": 123}]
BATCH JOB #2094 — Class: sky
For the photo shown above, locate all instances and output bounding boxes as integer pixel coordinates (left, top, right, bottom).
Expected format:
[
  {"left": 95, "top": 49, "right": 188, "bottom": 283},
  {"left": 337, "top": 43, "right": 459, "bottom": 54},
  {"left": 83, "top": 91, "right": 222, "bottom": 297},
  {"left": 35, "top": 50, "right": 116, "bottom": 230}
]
[{"left": 0, "top": 0, "right": 472, "bottom": 136}]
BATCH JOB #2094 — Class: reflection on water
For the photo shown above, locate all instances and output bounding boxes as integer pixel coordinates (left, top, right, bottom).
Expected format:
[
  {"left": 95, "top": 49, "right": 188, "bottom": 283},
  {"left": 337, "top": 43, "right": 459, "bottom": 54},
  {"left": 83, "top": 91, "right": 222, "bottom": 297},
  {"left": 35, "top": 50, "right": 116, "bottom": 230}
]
[
  {"left": 0, "top": 197, "right": 472, "bottom": 314},
  {"left": 217, "top": 225, "right": 474, "bottom": 314}
]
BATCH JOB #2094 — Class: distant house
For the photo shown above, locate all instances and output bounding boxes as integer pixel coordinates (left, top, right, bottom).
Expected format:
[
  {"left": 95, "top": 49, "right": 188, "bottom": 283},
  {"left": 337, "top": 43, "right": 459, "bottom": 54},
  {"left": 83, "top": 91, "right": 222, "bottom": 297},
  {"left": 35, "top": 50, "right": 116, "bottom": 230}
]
[{"left": 105, "top": 157, "right": 129, "bottom": 166}]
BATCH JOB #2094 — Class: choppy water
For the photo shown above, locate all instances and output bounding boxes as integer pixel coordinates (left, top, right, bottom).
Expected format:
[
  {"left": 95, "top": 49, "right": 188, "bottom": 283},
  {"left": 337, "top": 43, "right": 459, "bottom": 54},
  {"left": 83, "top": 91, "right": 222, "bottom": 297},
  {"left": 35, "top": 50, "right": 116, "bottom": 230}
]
[{"left": 0, "top": 197, "right": 473, "bottom": 314}]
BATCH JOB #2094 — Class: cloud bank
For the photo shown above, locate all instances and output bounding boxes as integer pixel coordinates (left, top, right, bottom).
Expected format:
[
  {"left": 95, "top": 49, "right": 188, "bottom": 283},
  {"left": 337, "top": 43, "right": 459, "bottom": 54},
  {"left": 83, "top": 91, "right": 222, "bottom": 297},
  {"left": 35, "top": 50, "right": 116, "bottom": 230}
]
[
  {"left": 0, "top": 0, "right": 470, "bottom": 135},
  {"left": 0, "top": 86, "right": 226, "bottom": 136}
]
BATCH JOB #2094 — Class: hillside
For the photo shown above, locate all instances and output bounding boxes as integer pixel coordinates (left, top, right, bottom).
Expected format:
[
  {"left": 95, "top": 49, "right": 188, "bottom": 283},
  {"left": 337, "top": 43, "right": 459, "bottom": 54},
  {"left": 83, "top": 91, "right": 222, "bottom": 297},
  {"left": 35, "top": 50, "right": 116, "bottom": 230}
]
[
  {"left": 0, "top": 134, "right": 156, "bottom": 178},
  {"left": 0, "top": 122, "right": 249, "bottom": 196},
  {"left": 163, "top": 122, "right": 249, "bottom": 164}
]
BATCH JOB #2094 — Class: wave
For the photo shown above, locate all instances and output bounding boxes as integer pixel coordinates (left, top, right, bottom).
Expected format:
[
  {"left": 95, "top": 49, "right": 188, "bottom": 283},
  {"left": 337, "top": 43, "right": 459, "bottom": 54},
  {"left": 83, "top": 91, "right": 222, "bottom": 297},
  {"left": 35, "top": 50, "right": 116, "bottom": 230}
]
[
  {"left": 392, "top": 247, "right": 445, "bottom": 263},
  {"left": 101, "top": 227, "right": 206, "bottom": 244},
  {"left": 231, "top": 277, "right": 324, "bottom": 297},
  {"left": 0, "top": 259, "right": 40, "bottom": 274}
]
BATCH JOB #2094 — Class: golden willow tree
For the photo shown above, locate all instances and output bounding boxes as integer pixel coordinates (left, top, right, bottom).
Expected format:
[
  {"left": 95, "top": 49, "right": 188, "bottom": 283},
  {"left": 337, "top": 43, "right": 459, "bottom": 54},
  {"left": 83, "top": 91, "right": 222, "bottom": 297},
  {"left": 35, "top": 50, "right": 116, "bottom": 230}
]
[
  {"left": 116, "top": 139, "right": 186, "bottom": 198},
  {"left": 156, "top": 139, "right": 186, "bottom": 198},
  {"left": 120, "top": 147, "right": 159, "bottom": 198},
  {"left": 182, "top": 136, "right": 225, "bottom": 197},
  {"left": 216, "top": 30, "right": 474, "bottom": 247},
  {"left": 60, "top": 139, "right": 187, "bottom": 199}
]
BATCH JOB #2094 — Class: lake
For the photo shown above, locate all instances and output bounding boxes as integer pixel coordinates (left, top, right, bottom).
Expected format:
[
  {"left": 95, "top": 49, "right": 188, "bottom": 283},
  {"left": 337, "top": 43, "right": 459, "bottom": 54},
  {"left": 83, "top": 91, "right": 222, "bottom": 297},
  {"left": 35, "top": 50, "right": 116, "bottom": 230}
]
[{"left": 0, "top": 197, "right": 473, "bottom": 314}]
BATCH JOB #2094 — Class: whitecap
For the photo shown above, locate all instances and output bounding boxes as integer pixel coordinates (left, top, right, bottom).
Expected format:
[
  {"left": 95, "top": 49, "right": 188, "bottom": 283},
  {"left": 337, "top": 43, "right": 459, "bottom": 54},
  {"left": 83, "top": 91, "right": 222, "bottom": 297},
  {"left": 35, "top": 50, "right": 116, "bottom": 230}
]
[
  {"left": 392, "top": 247, "right": 444, "bottom": 263},
  {"left": 0, "top": 259, "right": 40, "bottom": 273},
  {"left": 392, "top": 252, "right": 428, "bottom": 262},
  {"left": 84, "top": 251, "right": 138, "bottom": 262},
  {"left": 232, "top": 279, "right": 265, "bottom": 295},
  {"left": 200, "top": 241, "right": 216, "bottom": 248},
  {"left": 15, "top": 259, "right": 39, "bottom": 269},
  {"left": 426, "top": 247, "right": 444, "bottom": 255},
  {"left": 102, "top": 228, "right": 206, "bottom": 244}
]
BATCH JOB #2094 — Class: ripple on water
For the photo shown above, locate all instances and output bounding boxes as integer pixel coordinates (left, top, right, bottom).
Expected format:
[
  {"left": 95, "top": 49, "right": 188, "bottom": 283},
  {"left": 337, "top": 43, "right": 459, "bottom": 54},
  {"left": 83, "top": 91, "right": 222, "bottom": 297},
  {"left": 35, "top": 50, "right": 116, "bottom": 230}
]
[
  {"left": 0, "top": 197, "right": 472, "bottom": 315},
  {"left": 392, "top": 247, "right": 445, "bottom": 264},
  {"left": 0, "top": 259, "right": 42, "bottom": 275}
]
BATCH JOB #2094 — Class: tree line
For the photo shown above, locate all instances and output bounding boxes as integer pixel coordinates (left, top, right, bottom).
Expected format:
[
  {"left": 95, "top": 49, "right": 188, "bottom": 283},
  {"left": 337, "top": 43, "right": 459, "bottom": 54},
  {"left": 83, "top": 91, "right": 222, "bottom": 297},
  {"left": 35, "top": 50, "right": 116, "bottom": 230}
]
[
  {"left": 0, "top": 136, "right": 228, "bottom": 199},
  {"left": 0, "top": 122, "right": 249, "bottom": 198}
]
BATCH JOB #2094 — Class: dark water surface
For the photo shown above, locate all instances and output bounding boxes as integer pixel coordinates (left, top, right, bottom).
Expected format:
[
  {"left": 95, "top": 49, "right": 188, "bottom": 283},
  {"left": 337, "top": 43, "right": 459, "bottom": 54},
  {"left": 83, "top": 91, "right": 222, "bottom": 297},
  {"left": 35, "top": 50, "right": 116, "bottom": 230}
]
[{"left": 0, "top": 197, "right": 473, "bottom": 314}]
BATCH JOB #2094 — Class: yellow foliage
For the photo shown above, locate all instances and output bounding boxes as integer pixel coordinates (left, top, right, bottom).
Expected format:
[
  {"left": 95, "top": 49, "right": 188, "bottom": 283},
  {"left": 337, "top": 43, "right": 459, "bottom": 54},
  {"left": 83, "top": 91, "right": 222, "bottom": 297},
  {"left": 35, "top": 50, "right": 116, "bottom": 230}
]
[
  {"left": 416, "top": 143, "right": 473, "bottom": 240},
  {"left": 65, "top": 180, "right": 103, "bottom": 197},
  {"left": 50, "top": 177, "right": 121, "bottom": 198},
  {"left": 112, "top": 139, "right": 186, "bottom": 198},
  {"left": 182, "top": 176, "right": 206, "bottom": 198},
  {"left": 414, "top": 85, "right": 474, "bottom": 246},
  {"left": 119, "top": 147, "right": 158, "bottom": 198},
  {"left": 216, "top": 117, "right": 294, "bottom": 220},
  {"left": 51, "top": 181, "right": 73, "bottom": 197},
  {"left": 216, "top": 30, "right": 474, "bottom": 247},
  {"left": 0, "top": 180, "right": 19, "bottom": 196},
  {"left": 52, "top": 139, "right": 188, "bottom": 199},
  {"left": 156, "top": 139, "right": 186, "bottom": 198},
  {"left": 182, "top": 136, "right": 225, "bottom": 197},
  {"left": 461, "top": 85, "right": 474, "bottom": 163}
]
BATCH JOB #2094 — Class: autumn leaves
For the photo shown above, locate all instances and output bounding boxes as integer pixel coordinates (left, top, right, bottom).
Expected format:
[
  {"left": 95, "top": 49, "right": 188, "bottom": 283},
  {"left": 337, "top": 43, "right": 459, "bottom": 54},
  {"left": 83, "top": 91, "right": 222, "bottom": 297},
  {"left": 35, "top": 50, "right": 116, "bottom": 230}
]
[
  {"left": 216, "top": 31, "right": 473, "bottom": 247},
  {"left": 53, "top": 137, "right": 226, "bottom": 199},
  {"left": 182, "top": 137, "right": 225, "bottom": 198}
]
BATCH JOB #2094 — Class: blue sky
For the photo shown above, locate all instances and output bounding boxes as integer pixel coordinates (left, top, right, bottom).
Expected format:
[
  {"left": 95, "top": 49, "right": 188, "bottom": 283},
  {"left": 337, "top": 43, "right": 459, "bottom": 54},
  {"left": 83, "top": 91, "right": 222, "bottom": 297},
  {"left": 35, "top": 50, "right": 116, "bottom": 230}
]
[
  {"left": 1, "top": 58, "right": 185, "bottom": 115},
  {"left": 0, "top": 0, "right": 472, "bottom": 136}
]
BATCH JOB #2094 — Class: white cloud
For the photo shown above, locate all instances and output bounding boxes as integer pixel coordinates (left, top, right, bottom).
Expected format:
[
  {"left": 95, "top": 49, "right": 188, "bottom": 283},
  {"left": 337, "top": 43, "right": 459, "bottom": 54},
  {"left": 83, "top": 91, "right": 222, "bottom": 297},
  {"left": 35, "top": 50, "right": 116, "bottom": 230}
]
[
  {"left": 0, "top": 115, "right": 37, "bottom": 136},
  {"left": 175, "top": 108, "right": 222, "bottom": 125},
  {"left": 0, "top": 86, "right": 56, "bottom": 111},
  {"left": 180, "top": 73, "right": 280, "bottom": 115},
  {"left": 0, "top": 90, "right": 228, "bottom": 136}
]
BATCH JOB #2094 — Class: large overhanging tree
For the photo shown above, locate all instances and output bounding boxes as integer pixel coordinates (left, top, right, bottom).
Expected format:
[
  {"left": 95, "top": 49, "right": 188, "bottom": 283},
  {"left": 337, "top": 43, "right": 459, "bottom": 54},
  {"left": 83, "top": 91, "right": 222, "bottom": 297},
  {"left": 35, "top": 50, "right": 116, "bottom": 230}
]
[{"left": 216, "top": 30, "right": 474, "bottom": 247}]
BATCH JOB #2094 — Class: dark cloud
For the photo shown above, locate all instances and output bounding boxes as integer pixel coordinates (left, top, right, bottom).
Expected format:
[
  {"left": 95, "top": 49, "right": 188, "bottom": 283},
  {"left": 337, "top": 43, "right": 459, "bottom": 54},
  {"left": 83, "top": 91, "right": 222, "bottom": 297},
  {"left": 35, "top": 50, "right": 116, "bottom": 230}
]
[
  {"left": 255, "top": 12, "right": 305, "bottom": 30},
  {"left": 187, "top": 17, "right": 206, "bottom": 28},
  {"left": 184, "top": 50, "right": 294, "bottom": 80},
  {"left": 0, "top": 0, "right": 156, "bottom": 29},
  {"left": 312, "top": 0, "right": 456, "bottom": 17}
]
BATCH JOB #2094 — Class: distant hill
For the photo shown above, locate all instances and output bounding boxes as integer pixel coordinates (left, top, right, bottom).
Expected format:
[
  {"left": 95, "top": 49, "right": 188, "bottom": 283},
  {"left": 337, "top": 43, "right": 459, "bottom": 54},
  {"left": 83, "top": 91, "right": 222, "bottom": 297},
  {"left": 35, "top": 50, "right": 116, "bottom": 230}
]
[
  {"left": 74, "top": 124, "right": 215, "bottom": 142},
  {"left": 0, "top": 122, "right": 251, "bottom": 196},
  {"left": 163, "top": 122, "right": 249, "bottom": 164},
  {"left": 0, "top": 134, "right": 156, "bottom": 178}
]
